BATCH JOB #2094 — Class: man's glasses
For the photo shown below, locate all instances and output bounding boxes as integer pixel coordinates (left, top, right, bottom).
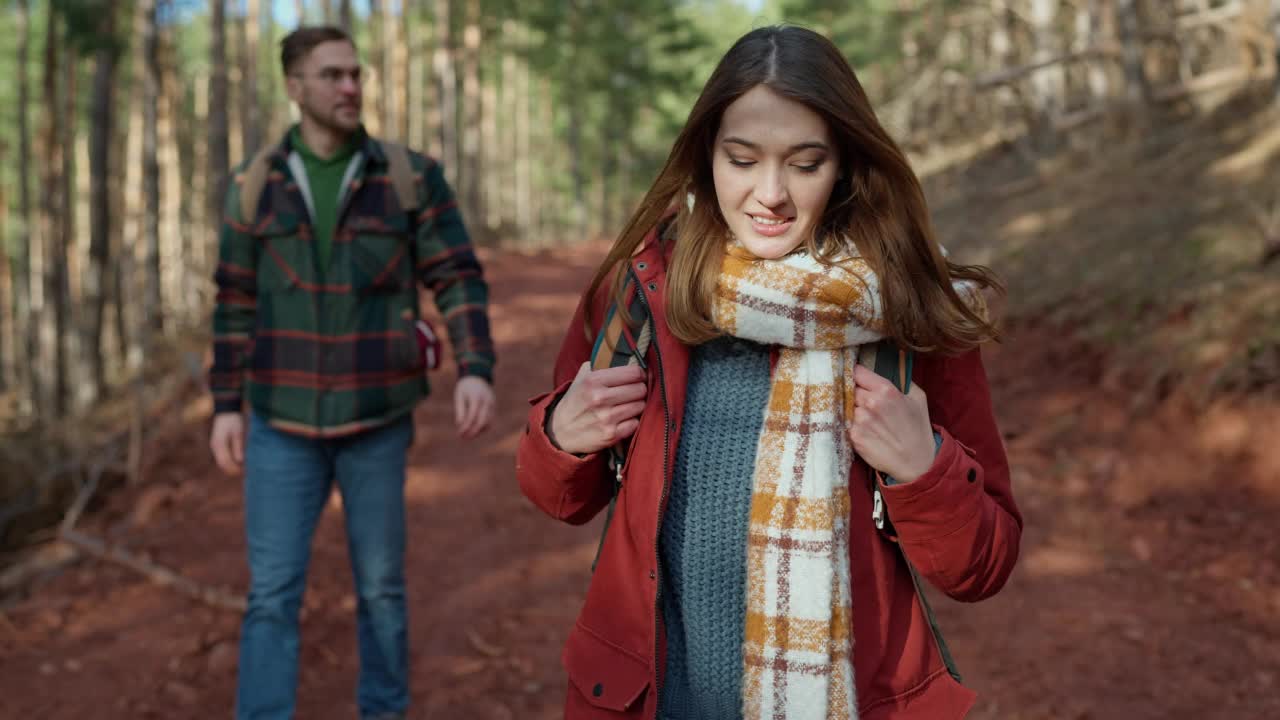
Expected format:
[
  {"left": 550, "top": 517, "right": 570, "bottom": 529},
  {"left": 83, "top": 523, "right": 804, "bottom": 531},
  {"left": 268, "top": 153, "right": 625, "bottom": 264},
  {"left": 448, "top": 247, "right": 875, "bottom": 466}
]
[{"left": 291, "top": 67, "right": 363, "bottom": 86}]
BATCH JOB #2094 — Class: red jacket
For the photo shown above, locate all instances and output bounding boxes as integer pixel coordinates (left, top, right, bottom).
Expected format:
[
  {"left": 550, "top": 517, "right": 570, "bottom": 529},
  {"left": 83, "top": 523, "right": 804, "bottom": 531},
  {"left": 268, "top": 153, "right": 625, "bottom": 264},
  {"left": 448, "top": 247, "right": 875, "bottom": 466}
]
[{"left": 515, "top": 227, "right": 1022, "bottom": 720}]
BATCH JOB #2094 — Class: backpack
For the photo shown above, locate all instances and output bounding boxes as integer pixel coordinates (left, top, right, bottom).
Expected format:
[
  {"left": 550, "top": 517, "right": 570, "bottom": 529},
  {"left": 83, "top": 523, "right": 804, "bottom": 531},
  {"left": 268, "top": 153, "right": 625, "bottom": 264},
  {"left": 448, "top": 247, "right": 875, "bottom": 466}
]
[
  {"left": 236, "top": 140, "right": 443, "bottom": 370},
  {"left": 587, "top": 266, "right": 962, "bottom": 683}
]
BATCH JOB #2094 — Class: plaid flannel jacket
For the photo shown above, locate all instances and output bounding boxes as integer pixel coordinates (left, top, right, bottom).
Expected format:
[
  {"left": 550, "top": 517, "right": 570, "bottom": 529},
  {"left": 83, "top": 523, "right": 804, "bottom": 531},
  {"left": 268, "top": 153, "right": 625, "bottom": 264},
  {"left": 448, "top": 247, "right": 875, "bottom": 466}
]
[{"left": 209, "top": 127, "right": 494, "bottom": 437}]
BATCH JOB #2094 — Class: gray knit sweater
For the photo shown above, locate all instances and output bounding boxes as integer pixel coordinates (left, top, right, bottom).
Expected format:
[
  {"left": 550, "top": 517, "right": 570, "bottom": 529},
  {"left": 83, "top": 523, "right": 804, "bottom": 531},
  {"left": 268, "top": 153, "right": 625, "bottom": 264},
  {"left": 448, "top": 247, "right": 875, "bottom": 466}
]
[
  {"left": 656, "top": 337, "right": 940, "bottom": 719},
  {"left": 659, "top": 336, "right": 771, "bottom": 720}
]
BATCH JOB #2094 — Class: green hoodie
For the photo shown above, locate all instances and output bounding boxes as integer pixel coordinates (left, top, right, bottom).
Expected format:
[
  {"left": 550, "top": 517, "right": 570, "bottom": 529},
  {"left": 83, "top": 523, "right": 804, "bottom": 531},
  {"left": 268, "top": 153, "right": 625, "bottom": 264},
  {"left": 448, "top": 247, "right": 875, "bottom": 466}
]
[{"left": 289, "top": 125, "right": 358, "bottom": 271}]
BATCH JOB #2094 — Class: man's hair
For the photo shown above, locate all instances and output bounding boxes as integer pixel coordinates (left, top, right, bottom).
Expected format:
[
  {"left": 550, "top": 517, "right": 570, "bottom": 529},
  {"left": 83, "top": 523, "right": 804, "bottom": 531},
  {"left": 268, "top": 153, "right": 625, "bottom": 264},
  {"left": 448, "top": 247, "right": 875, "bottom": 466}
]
[{"left": 280, "top": 26, "right": 354, "bottom": 75}]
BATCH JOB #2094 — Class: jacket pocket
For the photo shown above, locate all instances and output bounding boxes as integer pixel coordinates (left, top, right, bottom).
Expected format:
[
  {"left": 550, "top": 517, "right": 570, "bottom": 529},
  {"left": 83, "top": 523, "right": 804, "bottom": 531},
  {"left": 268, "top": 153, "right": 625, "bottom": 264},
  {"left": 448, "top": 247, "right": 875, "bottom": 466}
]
[
  {"left": 348, "top": 214, "right": 412, "bottom": 294},
  {"left": 562, "top": 623, "right": 650, "bottom": 713},
  {"left": 255, "top": 216, "right": 305, "bottom": 293}
]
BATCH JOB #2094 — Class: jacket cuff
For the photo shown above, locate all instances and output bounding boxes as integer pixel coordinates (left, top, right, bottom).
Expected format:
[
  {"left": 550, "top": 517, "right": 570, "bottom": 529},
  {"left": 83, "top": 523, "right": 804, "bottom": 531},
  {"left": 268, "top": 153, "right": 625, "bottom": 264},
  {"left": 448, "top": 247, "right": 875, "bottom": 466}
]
[
  {"left": 877, "top": 426, "right": 986, "bottom": 542},
  {"left": 525, "top": 382, "right": 604, "bottom": 473},
  {"left": 880, "top": 431, "right": 943, "bottom": 486},
  {"left": 213, "top": 393, "right": 244, "bottom": 415},
  {"left": 459, "top": 361, "right": 494, "bottom": 384}
]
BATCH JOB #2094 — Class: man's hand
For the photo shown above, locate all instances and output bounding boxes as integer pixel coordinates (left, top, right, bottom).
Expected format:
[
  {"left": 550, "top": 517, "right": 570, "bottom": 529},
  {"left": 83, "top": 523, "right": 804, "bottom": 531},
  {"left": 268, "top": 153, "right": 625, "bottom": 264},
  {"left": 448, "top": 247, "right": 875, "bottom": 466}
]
[
  {"left": 846, "top": 364, "right": 936, "bottom": 483},
  {"left": 209, "top": 412, "right": 246, "bottom": 476},
  {"left": 455, "top": 376, "right": 496, "bottom": 439}
]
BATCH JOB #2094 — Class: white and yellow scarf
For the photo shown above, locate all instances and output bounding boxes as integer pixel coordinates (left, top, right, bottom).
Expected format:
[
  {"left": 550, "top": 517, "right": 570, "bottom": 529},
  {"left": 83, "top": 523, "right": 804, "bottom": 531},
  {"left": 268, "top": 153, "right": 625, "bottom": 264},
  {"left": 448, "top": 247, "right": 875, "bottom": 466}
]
[{"left": 712, "top": 241, "right": 885, "bottom": 720}]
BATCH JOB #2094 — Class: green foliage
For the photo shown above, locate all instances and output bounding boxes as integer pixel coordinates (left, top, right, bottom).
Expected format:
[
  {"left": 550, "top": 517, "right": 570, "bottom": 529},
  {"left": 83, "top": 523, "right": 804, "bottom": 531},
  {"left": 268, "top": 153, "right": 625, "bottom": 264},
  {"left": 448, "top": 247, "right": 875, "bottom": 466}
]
[{"left": 0, "top": 0, "right": 942, "bottom": 241}]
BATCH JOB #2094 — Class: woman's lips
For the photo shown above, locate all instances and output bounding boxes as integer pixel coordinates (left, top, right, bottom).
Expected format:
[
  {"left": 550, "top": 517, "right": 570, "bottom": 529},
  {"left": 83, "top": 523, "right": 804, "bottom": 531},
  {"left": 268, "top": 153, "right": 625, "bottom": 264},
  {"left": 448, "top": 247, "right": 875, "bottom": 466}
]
[{"left": 748, "top": 213, "right": 795, "bottom": 237}]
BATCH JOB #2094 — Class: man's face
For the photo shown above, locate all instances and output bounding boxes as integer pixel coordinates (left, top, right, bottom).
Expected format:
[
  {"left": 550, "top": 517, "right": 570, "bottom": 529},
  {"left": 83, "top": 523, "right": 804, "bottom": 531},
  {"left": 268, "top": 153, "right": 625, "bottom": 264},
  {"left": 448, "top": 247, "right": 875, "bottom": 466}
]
[{"left": 286, "top": 40, "right": 362, "bottom": 133}]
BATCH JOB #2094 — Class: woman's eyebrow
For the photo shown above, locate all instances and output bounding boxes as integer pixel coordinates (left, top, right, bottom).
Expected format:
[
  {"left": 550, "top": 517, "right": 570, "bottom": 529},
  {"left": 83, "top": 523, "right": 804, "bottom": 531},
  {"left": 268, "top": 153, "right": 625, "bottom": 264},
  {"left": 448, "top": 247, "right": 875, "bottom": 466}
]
[{"left": 722, "top": 136, "right": 830, "bottom": 153}]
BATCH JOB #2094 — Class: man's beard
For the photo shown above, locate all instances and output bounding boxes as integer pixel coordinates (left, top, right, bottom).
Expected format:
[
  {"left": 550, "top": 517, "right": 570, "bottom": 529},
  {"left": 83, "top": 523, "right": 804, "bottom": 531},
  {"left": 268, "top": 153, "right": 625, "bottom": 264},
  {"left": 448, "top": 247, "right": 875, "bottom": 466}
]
[{"left": 301, "top": 95, "right": 360, "bottom": 133}]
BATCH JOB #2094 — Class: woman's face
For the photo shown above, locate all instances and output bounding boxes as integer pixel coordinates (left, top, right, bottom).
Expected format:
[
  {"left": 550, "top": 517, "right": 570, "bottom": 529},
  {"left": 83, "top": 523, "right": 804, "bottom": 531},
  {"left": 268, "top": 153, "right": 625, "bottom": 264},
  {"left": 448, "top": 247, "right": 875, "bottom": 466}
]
[{"left": 711, "top": 84, "right": 840, "bottom": 259}]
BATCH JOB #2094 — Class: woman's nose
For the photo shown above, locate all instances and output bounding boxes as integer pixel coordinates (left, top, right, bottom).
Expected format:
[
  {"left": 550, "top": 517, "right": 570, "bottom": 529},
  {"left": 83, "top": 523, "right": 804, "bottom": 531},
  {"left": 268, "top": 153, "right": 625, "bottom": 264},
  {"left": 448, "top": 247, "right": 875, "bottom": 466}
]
[{"left": 753, "top": 166, "right": 788, "bottom": 208}]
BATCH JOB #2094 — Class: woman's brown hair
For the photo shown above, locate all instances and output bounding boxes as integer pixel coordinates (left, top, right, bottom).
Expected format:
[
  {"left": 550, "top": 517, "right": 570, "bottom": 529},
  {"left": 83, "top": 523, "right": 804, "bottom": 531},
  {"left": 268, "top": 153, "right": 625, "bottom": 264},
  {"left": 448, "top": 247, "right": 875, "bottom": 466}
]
[{"left": 586, "top": 25, "right": 1002, "bottom": 354}]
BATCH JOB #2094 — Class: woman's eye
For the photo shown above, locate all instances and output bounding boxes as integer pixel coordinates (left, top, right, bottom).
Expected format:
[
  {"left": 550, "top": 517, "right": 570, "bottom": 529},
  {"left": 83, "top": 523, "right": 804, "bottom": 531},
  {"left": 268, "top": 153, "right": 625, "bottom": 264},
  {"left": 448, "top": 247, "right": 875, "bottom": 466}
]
[
  {"left": 794, "top": 160, "right": 824, "bottom": 173},
  {"left": 728, "top": 158, "right": 755, "bottom": 168}
]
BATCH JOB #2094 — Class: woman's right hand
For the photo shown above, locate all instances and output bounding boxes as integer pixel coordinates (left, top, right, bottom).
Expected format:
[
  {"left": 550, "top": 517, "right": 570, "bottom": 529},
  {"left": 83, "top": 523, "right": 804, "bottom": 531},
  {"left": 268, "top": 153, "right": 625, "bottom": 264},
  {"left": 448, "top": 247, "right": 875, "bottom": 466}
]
[{"left": 548, "top": 362, "right": 648, "bottom": 455}]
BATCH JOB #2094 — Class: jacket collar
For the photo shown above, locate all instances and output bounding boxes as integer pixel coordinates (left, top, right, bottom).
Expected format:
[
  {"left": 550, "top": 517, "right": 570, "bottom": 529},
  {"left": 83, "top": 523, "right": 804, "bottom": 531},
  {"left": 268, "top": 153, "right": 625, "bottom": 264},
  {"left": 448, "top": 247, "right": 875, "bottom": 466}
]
[{"left": 272, "top": 124, "right": 384, "bottom": 167}]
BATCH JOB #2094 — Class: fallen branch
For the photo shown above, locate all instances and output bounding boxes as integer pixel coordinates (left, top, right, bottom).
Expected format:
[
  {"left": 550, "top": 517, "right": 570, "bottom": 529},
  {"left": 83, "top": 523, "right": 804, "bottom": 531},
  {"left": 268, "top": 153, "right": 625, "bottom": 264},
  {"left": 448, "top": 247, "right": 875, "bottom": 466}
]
[
  {"left": 50, "top": 457, "right": 246, "bottom": 613},
  {"left": 59, "top": 529, "right": 246, "bottom": 613},
  {"left": 465, "top": 627, "right": 506, "bottom": 658}
]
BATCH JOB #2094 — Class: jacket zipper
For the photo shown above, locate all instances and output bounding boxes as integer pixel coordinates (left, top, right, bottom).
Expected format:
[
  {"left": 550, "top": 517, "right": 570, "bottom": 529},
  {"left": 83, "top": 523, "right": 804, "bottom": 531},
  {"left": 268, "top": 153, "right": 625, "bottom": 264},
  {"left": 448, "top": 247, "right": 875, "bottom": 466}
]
[{"left": 628, "top": 265, "right": 671, "bottom": 715}]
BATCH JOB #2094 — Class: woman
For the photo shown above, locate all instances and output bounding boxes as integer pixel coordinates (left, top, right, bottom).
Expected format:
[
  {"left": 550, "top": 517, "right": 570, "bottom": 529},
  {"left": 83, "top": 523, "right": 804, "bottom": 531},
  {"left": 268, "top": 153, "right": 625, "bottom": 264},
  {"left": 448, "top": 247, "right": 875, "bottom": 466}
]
[{"left": 515, "top": 25, "right": 1021, "bottom": 720}]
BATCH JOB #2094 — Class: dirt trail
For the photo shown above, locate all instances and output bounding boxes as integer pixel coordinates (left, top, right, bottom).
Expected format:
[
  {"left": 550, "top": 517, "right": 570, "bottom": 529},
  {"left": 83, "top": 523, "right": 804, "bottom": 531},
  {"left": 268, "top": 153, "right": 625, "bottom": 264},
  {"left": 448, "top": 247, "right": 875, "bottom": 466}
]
[{"left": 1, "top": 245, "right": 1277, "bottom": 720}]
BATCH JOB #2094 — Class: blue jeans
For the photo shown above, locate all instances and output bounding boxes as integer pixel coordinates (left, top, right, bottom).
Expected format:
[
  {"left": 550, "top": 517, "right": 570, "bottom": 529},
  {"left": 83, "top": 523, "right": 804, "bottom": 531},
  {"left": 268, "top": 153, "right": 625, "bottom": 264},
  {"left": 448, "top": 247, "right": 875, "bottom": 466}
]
[{"left": 235, "top": 411, "right": 413, "bottom": 720}]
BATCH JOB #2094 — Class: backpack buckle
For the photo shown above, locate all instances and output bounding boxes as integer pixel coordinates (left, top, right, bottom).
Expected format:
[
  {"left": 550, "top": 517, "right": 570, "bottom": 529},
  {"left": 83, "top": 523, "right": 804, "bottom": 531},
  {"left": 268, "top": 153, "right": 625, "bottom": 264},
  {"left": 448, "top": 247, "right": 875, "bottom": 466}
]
[{"left": 872, "top": 488, "right": 885, "bottom": 530}]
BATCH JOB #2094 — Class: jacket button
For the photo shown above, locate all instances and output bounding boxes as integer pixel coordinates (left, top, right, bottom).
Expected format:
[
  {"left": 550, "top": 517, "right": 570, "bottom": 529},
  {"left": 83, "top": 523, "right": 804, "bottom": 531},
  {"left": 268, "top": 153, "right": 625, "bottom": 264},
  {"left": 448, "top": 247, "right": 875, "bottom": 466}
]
[
  {"left": 592, "top": 683, "right": 604, "bottom": 697},
  {"left": 647, "top": 282, "right": 658, "bottom": 292},
  {"left": 967, "top": 468, "right": 977, "bottom": 483}
]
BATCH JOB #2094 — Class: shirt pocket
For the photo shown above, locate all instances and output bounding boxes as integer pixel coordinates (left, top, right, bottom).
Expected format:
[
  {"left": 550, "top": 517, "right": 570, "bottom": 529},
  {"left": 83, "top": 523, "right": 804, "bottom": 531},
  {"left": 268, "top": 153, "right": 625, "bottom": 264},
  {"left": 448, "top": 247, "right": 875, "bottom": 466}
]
[{"left": 347, "top": 213, "right": 413, "bottom": 294}]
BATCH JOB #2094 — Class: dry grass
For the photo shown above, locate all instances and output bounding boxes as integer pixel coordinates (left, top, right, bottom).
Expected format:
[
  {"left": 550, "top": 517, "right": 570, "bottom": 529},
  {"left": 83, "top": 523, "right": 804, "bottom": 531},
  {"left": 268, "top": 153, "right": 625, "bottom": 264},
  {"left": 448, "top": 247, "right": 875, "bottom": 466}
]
[{"left": 925, "top": 86, "right": 1280, "bottom": 402}]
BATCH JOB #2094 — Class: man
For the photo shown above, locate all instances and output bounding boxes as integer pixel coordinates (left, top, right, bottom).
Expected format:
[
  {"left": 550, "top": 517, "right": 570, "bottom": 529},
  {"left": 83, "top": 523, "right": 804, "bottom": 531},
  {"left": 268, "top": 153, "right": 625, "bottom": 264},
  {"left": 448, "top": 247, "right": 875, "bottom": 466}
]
[{"left": 207, "top": 26, "right": 496, "bottom": 720}]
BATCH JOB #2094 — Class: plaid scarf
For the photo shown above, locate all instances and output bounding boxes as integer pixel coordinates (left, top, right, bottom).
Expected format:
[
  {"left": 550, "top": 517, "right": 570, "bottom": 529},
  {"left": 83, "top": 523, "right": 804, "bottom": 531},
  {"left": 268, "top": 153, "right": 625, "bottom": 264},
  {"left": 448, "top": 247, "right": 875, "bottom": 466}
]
[{"left": 712, "top": 241, "right": 886, "bottom": 720}]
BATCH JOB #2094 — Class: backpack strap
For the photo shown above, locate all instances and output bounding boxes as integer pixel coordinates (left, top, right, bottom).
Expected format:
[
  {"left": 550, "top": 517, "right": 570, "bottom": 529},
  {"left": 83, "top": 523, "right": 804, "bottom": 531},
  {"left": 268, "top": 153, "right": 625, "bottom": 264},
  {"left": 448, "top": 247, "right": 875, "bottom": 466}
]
[
  {"left": 860, "top": 339, "right": 963, "bottom": 684},
  {"left": 587, "top": 268, "right": 653, "bottom": 571},
  {"left": 239, "top": 140, "right": 420, "bottom": 223},
  {"left": 238, "top": 145, "right": 277, "bottom": 224},
  {"left": 378, "top": 140, "right": 419, "bottom": 215}
]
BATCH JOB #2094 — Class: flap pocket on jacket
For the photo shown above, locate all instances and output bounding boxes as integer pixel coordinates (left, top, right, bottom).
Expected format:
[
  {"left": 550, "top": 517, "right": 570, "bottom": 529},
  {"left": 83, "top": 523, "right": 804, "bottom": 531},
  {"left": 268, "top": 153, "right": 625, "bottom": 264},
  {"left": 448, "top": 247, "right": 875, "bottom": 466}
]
[
  {"left": 349, "top": 214, "right": 412, "bottom": 294},
  {"left": 562, "top": 623, "right": 650, "bottom": 712},
  {"left": 256, "top": 217, "right": 305, "bottom": 292}
]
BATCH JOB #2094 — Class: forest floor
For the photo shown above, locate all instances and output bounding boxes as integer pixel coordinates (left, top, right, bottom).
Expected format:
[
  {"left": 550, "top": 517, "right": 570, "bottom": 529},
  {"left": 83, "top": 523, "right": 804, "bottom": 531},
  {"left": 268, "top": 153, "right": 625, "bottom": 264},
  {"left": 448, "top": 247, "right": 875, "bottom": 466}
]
[{"left": 2, "top": 93, "right": 1280, "bottom": 719}]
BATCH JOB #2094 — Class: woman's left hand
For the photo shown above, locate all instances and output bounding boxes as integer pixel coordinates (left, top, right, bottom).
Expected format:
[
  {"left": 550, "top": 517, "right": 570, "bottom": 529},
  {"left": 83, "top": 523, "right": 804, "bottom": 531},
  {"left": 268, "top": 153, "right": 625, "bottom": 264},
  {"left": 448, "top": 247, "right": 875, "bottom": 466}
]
[{"left": 847, "top": 364, "right": 936, "bottom": 483}]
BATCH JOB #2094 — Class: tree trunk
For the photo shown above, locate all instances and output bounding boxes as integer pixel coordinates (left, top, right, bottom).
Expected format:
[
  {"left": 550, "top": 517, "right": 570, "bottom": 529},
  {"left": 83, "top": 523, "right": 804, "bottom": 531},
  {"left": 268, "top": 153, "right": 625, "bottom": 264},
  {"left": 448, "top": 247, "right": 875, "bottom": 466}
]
[
  {"left": 209, "top": 0, "right": 230, "bottom": 246},
  {"left": 39, "top": 6, "right": 69, "bottom": 415},
  {"left": 191, "top": 68, "right": 211, "bottom": 311},
  {"left": 13, "top": 0, "right": 36, "bottom": 414},
  {"left": 143, "top": 0, "right": 162, "bottom": 334},
  {"left": 366, "top": 0, "right": 385, "bottom": 136},
  {"left": 0, "top": 155, "right": 7, "bottom": 392},
  {"left": 566, "top": 101, "right": 587, "bottom": 237},
  {"left": 460, "top": 0, "right": 482, "bottom": 224},
  {"left": 496, "top": 29, "right": 515, "bottom": 235},
  {"left": 160, "top": 32, "right": 185, "bottom": 324},
  {"left": 85, "top": 2, "right": 119, "bottom": 401},
  {"left": 408, "top": 6, "right": 426, "bottom": 153},
  {"left": 422, "top": 7, "right": 441, "bottom": 157},
  {"left": 240, "top": 0, "right": 262, "bottom": 155},
  {"left": 1117, "top": 0, "right": 1150, "bottom": 103},
  {"left": 228, "top": 1, "right": 244, "bottom": 165},
  {"left": 262, "top": 0, "right": 282, "bottom": 141},
  {"left": 515, "top": 39, "right": 531, "bottom": 243},
  {"left": 618, "top": 140, "right": 633, "bottom": 237},
  {"left": 1029, "top": 0, "right": 1063, "bottom": 115},
  {"left": 1084, "top": 0, "right": 1113, "bottom": 104},
  {"left": 535, "top": 77, "right": 553, "bottom": 243},
  {"left": 482, "top": 59, "right": 498, "bottom": 232},
  {"left": 1271, "top": 0, "right": 1280, "bottom": 101},
  {"left": 390, "top": 0, "right": 409, "bottom": 141},
  {"left": 433, "top": 0, "right": 458, "bottom": 184},
  {"left": 339, "top": 0, "right": 353, "bottom": 34}
]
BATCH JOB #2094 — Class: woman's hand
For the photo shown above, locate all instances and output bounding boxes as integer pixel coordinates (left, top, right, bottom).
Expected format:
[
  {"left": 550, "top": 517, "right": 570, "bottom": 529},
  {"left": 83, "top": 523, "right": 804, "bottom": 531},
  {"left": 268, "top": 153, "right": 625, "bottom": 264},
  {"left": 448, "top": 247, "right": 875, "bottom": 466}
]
[
  {"left": 548, "top": 362, "right": 647, "bottom": 455},
  {"left": 847, "top": 364, "right": 936, "bottom": 483}
]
